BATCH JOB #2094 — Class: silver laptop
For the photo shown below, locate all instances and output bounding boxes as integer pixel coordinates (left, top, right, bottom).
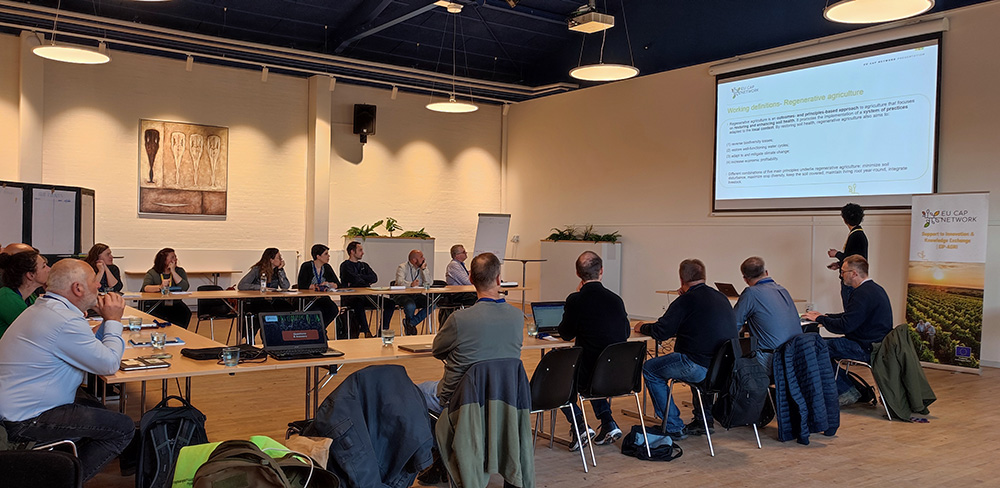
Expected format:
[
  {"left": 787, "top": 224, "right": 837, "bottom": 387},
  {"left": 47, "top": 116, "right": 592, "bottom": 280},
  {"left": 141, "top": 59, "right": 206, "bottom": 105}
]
[
  {"left": 259, "top": 311, "right": 343, "bottom": 360},
  {"left": 530, "top": 301, "right": 565, "bottom": 336}
]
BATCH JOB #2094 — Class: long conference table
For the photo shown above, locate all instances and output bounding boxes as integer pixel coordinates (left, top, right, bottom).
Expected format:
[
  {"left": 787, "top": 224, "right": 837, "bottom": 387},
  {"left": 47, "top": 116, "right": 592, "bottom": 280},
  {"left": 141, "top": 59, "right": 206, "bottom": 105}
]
[
  {"left": 102, "top": 304, "right": 622, "bottom": 421},
  {"left": 125, "top": 285, "right": 527, "bottom": 343}
]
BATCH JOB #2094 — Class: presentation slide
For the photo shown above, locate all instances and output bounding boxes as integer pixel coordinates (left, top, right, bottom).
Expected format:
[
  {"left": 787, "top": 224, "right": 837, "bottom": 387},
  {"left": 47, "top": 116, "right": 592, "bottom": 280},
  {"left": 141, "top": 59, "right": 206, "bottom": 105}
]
[{"left": 714, "top": 39, "right": 939, "bottom": 211}]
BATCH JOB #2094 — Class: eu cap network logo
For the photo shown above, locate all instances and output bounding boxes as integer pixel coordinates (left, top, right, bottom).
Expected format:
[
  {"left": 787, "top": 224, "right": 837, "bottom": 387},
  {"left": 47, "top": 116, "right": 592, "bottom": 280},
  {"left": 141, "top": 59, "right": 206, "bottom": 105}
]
[{"left": 731, "top": 84, "right": 759, "bottom": 99}]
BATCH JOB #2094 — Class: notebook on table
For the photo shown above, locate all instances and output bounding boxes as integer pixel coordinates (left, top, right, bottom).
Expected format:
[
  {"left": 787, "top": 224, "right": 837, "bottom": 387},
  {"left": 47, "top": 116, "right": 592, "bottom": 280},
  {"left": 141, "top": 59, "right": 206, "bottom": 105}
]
[
  {"left": 530, "top": 301, "right": 565, "bottom": 336},
  {"left": 398, "top": 343, "right": 435, "bottom": 353},
  {"left": 259, "top": 311, "right": 344, "bottom": 360}
]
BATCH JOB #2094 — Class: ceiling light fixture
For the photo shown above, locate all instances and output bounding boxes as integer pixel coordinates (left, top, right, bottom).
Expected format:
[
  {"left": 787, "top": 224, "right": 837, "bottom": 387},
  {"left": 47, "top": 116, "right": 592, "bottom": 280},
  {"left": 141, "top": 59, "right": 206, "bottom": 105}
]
[
  {"left": 426, "top": 7, "right": 478, "bottom": 113},
  {"left": 261, "top": 66, "right": 269, "bottom": 82},
  {"left": 823, "top": 0, "right": 934, "bottom": 23},
  {"left": 185, "top": 54, "right": 193, "bottom": 71},
  {"left": 32, "top": 0, "right": 111, "bottom": 65},
  {"left": 329, "top": 76, "right": 337, "bottom": 91},
  {"left": 569, "top": 0, "right": 637, "bottom": 82},
  {"left": 391, "top": 86, "right": 398, "bottom": 100}
]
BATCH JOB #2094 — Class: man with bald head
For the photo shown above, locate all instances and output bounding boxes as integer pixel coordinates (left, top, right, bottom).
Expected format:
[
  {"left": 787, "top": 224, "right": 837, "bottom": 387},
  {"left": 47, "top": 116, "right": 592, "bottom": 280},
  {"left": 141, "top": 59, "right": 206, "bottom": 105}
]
[
  {"left": 394, "top": 249, "right": 432, "bottom": 335},
  {"left": 0, "top": 259, "right": 134, "bottom": 481},
  {"left": 0, "top": 242, "right": 34, "bottom": 255}
]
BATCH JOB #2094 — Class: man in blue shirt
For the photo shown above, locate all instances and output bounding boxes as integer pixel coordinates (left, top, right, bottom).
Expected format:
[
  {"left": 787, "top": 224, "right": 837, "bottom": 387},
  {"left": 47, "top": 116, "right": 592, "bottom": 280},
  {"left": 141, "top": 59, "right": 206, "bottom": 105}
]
[
  {"left": 636, "top": 259, "right": 736, "bottom": 439},
  {"left": 733, "top": 256, "right": 802, "bottom": 377},
  {"left": 0, "top": 259, "right": 134, "bottom": 481}
]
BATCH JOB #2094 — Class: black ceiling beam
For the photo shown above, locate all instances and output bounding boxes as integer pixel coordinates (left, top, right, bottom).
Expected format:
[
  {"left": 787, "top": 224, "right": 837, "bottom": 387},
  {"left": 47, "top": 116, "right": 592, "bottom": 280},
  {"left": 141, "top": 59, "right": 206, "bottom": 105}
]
[{"left": 333, "top": 0, "right": 438, "bottom": 54}]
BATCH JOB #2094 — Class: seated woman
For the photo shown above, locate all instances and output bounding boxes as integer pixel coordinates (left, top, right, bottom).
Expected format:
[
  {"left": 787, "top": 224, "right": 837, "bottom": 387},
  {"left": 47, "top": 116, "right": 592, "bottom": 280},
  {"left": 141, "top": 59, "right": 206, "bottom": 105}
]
[
  {"left": 140, "top": 248, "right": 192, "bottom": 329},
  {"left": 0, "top": 248, "right": 50, "bottom": 338},
  {"left": 84, "top": 243, "right": 123, "bottom": 294},
  {"left": 297, "top": 244, "right": 341, "bottom": 335},
  {"left": 238, "top": 248, "right": 295, "bottom": 337}
]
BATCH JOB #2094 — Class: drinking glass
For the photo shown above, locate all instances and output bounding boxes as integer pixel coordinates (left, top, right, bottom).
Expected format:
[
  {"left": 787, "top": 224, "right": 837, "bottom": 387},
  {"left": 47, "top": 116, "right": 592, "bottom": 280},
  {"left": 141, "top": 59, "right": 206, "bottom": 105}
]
[
  {"left": 382, "top": 328, "right": 395, "bottom": 346},
  {"left": 221, "top": 346, "right": 240, "bottom": 367},
  {"left": 151, "top": 332, "right": 167, "bottom": 350},
  {"left": 527, "top": 322, "right": 538, "bottom": 337}
]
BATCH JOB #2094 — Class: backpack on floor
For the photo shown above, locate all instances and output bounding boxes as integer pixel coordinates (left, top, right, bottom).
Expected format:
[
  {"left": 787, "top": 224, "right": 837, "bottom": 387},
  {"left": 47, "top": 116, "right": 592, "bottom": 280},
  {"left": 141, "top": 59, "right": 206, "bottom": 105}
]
[
  {"left": 193, "top": 440, "right": 340, "bottom": 488},
  {"left": 712, "top": 338, "right": 770, "bottom": 429},
  {"left": 846, "top": 370, "right": 878, "bottom": 405},
  {"left": 136, "top": 395, "right": 209, "bottom": 488}
]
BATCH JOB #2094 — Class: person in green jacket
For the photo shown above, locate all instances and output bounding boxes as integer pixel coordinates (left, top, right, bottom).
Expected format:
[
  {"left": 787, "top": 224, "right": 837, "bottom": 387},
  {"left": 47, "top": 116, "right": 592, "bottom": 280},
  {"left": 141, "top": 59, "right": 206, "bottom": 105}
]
[{"left": 0, "top": 248, "right": 50, "bottom": 338}]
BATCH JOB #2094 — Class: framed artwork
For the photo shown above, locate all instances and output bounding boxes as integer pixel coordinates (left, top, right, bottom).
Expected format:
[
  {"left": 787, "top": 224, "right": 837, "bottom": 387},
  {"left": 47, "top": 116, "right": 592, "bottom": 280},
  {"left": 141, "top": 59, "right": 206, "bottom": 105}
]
[{"left": 138, "top": 119, "right": 228, "bottom": 216}]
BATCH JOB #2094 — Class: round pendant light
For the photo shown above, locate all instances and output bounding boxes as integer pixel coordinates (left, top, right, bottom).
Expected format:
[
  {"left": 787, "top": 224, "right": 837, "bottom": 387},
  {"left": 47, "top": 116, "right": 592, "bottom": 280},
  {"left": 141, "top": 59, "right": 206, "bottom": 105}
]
[
  {"left": 33, "top": 41, "right": 111, "bottom": 65},
  {"left": 426, "top": 96, "right": 479, "bottom": 113},
  {"left": 569, "top": 63, "right": 639, "bottom": 82},
  {"left": 824, "top": 0, "right": 934, "bottom": 24}
]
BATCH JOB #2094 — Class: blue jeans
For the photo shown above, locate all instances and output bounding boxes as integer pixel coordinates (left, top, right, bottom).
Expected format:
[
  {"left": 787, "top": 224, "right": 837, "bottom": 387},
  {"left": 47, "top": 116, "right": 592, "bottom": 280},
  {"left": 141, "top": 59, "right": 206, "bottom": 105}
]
[
  {"left": 3, "top": 400, "right": 135, "bottom": 481},
  {"left": 393, "top": 295, "right": 428, "bottom": 332},
  {"left": 642, "top": 352, "right": 708, "bottom": 433},
  {"left": 417, "top": 380, "right": 444, "bottom": 415},
  {"left": 825, "top": 337, "right": 869, "bottom": 394}
]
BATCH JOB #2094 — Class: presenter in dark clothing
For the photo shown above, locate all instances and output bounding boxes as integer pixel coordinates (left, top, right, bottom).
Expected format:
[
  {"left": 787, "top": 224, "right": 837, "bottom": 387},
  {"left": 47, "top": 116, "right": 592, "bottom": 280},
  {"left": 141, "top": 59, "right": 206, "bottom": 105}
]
[
  {"left": 297, "top": 244, "right": 341, "bottom": 334},
  {"left": 804, "top": 255, "right": 892, "bottom": 403},
  {"left": 637, "top": 259, "right": 737, "bottom": 439},
  {"left": 557, "top": 251, "right": 631, "bottom": 450},
  {"left": 339, "top": 241, "right": 390, "bottom": 338},
  {"left": 828, "top": 203, "right": 868, "bottom": 308}
]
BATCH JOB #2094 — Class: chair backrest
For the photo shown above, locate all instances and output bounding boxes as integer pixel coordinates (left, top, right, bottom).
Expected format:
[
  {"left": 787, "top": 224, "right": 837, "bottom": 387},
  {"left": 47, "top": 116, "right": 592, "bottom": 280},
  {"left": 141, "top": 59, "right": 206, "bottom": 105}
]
[
  {"left": 196, "top": 284, "right": 229, "bottom": 317},
  {"left": 0, "top": 450, "right": 83, "bottom": 488},
  {"left": 586, "top": 341, "right": 647, "bottom": 398},
  {"left": 530, "top": 347, "right": 583, "bottom": 412}
]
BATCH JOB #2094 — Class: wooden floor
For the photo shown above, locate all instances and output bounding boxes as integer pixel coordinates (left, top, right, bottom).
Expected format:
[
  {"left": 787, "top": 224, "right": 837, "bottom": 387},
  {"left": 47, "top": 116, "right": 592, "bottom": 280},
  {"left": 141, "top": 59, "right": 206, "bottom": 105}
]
[{"left": 90, "top": 321, "right": 998, "bottom": 487}]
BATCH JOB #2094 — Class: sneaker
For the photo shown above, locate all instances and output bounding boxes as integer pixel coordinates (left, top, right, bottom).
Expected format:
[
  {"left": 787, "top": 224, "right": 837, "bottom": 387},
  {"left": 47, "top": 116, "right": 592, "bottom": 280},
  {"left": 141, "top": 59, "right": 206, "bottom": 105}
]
[
  {"left": 838, "top": 386, "right": 861, "bottom": 406},
  {"left": 685, "top": 419, "right": 715, "bottom": 436},
  {"left": 594, "top": 421, "right": 623, "bottom": 445},
  {"left": 664, "top": 429, "right": 687, "bottom": 440},
  {"left": 568, "top": 426, "right": 596, "bottom": 452}
]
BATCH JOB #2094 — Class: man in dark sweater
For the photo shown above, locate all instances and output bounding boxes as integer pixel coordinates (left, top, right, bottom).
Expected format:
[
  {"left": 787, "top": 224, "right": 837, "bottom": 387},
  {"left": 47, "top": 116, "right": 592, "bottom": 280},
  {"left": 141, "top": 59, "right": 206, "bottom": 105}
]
[
  {"left": 557, "top": 251, "right": 631, "bottom": 450},
  {"left": 803, "top": 255, "right": 892, "bottom": 404},
  {"left": 636, "top": 259, "right": 736, "bottom": 438},
  {"left": 339, "top": 241, "right": 392, "bottom": 338}
]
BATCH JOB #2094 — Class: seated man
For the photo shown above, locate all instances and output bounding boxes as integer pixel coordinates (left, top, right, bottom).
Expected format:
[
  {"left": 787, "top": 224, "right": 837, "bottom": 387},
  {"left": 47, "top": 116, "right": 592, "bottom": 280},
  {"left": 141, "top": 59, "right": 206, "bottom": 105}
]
[
  {"left": 340, "top": 242, "right": 391, "bottom": 338},
  {"left": 557, "top": 251, "right": 631, "bottom": 450},
  {"left": 394, "top": 249, "right": 432, "bottom": 335},
  {"left": 441, "top": 244, "right": 478, "bottom": 322},
  {"left": 416, "top": 252, "right": 523, "bottom": 414},
  {"left": 0, "top": 259, "right": 134, "bottom": 481},
  {"left": 636, "top": 259, "right": 736, "bottom": 438},
  {"left": 803, "top": 254, "right": 892, "bottom": 405},
  {"left": 733, "top": 256, "right": 802, "bottom": 377}
]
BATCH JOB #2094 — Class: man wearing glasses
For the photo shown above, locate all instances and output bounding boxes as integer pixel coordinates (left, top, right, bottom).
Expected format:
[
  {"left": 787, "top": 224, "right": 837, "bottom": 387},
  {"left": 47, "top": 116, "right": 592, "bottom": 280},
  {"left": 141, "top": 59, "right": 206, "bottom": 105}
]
[{"left": 803, "top": 255, "right": 892, "bottom": 405}]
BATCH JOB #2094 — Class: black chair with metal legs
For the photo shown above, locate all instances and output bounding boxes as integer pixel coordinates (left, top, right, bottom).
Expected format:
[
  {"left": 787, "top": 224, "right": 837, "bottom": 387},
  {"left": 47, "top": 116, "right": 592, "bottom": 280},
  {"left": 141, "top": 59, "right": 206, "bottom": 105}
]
[
  {"left": 529, "top": 347, "right": 589, "bottom": 472},
  {"left": 194, "top": 285, "right": 238, "bottom": 344},
  {"left": 577, "top": 341, "right": 650, "bottom": 466},
  {"left": 835, "top": 358, "right": 892, "bottom": 421},
  {"left": 666, "top": 337, "right": 762, "bottom": 457}
]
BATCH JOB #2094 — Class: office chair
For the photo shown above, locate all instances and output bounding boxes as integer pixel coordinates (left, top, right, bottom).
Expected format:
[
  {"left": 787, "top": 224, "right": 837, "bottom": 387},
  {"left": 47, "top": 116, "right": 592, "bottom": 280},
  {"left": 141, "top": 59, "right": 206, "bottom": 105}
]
[
  {"left": 194, "top": 284, "right": 238, "bottom": 343},
  {"left": 528, "top": 347, "right": 589, "bottom": 472},
  {"left": 577, "top": 341, "right": 651, "bottom": 465}
]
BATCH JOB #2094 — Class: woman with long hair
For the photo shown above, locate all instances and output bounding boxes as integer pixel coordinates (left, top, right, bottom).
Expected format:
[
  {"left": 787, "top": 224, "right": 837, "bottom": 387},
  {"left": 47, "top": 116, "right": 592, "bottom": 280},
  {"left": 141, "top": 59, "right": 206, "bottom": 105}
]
[
  {"left": 0, "top": 249, "right": 50, "bottom": 337},
  {"left": 238, "top": 248, "right": 295, "bottom": 339},
  {"left": 84, "top": 243, "right": 122, "bottom": 294},
  {"left": 140, "top": 248, "right": 192, "bottom": 328}
]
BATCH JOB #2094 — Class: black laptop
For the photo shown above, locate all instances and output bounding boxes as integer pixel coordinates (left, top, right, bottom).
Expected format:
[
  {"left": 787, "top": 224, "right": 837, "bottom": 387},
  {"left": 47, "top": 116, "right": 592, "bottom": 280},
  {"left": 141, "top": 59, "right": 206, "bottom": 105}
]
[
  {"left": 530, "top": 301, "right": 565, "bottom": 336},
  {"left": 259, "top": 311, "right": 344, "bottom": 360},
  {"left": 714, "top": 282, "right": 741, "bottom": 299}
]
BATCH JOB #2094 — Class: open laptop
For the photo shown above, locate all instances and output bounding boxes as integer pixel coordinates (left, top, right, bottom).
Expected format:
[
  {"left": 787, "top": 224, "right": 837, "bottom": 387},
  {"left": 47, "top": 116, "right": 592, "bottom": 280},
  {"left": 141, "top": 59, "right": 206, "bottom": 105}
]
[
  {"left": 530, "top": 301, "right": 565, "bottom": 336},
  {"left": 259, "top": 311, "right": 344, "bottom": 360},
  {"left": 714, "top": 282, "right": 741, "bottom": 299}
]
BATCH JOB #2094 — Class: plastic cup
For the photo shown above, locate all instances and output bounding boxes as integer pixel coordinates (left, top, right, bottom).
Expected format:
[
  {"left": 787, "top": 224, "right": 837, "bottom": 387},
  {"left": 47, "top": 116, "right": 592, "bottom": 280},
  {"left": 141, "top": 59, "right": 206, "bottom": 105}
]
[
  {"left": 151, "top": 332, "right": 167, "bottom": 350},
  {"left": 221, "top": 346, "right": 240, "bottom": 367},
  {"left": 382, "top": 328, "right": 395, "bottom": 346}
]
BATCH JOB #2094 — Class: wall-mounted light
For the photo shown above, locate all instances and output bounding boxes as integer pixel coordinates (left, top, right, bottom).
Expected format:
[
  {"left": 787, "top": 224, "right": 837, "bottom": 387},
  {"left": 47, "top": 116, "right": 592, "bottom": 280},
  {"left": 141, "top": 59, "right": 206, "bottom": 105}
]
[
  {"left": 261, "top": 66, "right": 269, "bottom": 82},
  {"left": 391, "top": 86, "right": 398, "bottom": 100},
  {"left": 185, "top": 54, "right": 193, "bottom": 72},
  {"left": 329, "top": 76, "right": 337, "bottom": 92}
]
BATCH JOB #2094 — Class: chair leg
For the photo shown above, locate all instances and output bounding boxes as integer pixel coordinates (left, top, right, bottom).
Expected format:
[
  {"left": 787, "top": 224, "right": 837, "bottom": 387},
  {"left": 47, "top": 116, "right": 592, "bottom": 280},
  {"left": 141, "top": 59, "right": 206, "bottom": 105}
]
[
  {"left": 752, "top": 423, "right": 762, "bottom": 449},
  {"left": 693, "top": 386, "right": 714, "bottom": 457},
  {"left": 577, "top": 395, "right": 597, "bottom": 467},
  {"left": 862, "top": 363, "right": 893, "bottom": 422},
  {"left": 209, "top": 318, "right": 216, "bottom": 341},
  {"left": 664, "top": 379, "right": 675, "bottom": 431},
  {"left": 549, "top": 410, "right": 555, "bottom": 449},
  {"left": 568, "top": 409, "right": 589, "bottom": 473},
  {"left": 193, "top": 319, "right": 201, "bottom": 335},
  {"left": 633, "top": 392, "right": 651, "bottom": 459},
  {"left": 533, "top": 412, "right": 540, "bottom": 448},
  {"left": 225, "top": 317, "right": 236, "bottom": 345}
]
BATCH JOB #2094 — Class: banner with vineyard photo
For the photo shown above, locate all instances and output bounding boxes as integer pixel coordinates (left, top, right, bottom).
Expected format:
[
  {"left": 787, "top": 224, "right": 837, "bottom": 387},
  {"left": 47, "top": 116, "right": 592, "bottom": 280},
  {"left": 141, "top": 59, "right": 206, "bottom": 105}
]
[{"left": 907, "top": 192, "right": 989, "bottom": 372}]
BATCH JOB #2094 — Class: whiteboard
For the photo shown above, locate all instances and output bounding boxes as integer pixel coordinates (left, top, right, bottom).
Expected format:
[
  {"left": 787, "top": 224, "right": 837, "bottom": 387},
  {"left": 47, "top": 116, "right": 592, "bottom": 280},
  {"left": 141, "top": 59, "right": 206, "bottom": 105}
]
[
  {"left": 473, "top": 213, "right": 511, "bottom": 262},
  {"left": 32, "top": 188, "right": 77, "bottom": 255},
  {"left": 0, "top": 186, "right": 24, "bottom": 246}
]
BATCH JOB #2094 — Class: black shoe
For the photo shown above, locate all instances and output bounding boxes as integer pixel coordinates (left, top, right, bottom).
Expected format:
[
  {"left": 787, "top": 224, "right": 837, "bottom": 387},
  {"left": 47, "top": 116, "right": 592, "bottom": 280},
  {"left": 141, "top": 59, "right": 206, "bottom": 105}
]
[
  {"left": 417, "top": 458, "right": 448, "bottom": 485},
  {"left": 568, "top": 426, "right": 595, "bottom": 452},
  {"left": 664, "top": 428, "right": 687, "bottom": 440},
  {"left": 594, "top": 421, "right": 623, "bottom": 445},
  {"left": 685, "top": 419, "right": 714, "bottom": 436},
  {"left": 403, "top": 319, "right": 418, "bottom": 336}
]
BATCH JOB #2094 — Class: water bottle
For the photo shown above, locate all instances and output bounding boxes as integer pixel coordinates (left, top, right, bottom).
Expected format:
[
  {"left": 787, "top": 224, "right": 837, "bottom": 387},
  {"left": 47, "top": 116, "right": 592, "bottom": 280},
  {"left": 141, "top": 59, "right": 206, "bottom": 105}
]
[{"left": 260, "top": 272, "right": 267, "bottom": 293}]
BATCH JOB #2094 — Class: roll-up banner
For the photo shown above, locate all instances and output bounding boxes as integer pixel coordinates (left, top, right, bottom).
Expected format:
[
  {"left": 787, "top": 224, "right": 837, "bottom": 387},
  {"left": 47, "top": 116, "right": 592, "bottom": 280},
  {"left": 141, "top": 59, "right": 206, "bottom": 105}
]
[{"left": 907, "top": 192, "right": 989, "bottom": 373}]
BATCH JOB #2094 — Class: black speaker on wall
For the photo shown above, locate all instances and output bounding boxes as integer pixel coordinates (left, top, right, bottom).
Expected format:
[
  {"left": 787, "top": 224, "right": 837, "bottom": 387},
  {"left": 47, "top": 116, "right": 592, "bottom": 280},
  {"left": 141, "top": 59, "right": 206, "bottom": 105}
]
[{"left": 353, "top": 104, "right": 376, "bottom": 144}]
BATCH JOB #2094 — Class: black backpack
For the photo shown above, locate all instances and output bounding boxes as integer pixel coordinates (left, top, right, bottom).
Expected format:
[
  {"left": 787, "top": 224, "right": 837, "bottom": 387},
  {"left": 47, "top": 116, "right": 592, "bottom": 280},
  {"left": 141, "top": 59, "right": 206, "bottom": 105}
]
[
  {"left": 136, "top": 395, "right": 209, "bottom": 488},
  {"left": 845, "top": 370, "right": 878, "bottom": 405},
  {"left": 711, "top": 338, "right": 770, "bottom": 429}
]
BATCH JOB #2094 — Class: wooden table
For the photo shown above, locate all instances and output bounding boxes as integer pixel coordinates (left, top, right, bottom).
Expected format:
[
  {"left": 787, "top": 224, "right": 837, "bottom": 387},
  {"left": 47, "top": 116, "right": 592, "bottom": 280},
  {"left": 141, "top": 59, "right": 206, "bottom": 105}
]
[{"left": 125, "top": 269, "right": 242, "bottom": 285}]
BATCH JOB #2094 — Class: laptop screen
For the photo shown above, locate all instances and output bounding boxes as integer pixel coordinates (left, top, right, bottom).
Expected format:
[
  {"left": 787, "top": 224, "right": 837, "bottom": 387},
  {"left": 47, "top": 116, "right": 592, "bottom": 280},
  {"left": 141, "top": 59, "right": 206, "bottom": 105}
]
[
  {"left": 531, "top": 302, "right": 565, "bottom": 331},
  {"left": 260, "top": 311, "right": 328, "bottom": 349}
]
